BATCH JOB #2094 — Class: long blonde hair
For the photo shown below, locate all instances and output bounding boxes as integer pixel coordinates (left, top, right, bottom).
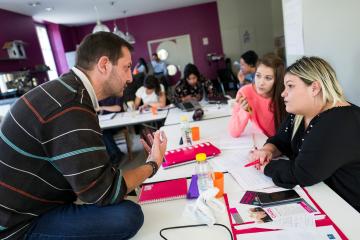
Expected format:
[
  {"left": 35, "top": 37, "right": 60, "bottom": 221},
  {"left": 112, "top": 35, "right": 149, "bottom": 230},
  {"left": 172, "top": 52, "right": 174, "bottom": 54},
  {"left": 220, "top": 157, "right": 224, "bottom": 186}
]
[{"left": 286, "top": 56, "right": 346, "bottom": 138}]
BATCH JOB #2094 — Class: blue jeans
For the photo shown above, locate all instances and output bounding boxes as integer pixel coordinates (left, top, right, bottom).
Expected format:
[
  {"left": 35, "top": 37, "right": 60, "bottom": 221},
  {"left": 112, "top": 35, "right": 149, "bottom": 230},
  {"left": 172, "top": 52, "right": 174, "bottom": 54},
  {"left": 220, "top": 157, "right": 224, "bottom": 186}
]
[{"left": 24, "top": 200, "right": 144, "bottom": 239}]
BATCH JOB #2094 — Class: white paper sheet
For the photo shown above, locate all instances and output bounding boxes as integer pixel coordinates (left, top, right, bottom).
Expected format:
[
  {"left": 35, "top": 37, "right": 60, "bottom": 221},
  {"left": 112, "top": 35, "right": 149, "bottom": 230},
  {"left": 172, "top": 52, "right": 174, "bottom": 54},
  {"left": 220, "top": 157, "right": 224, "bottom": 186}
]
[
  {"left": 220, "top": 152, "right": 274, "bottom": 190},
  {"left": 98, "top": 113, "right": 116, "bottom": 121}
]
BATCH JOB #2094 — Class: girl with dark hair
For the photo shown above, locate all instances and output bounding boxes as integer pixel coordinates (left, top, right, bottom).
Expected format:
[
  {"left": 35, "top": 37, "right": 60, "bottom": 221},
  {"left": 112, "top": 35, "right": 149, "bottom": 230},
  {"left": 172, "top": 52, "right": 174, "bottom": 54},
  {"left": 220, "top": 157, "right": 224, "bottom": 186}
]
[
  {"left": 133, "top": 57, "right": 149, "bottom": 75},
  {"left": 174, "top": 63, "right": 214, "bottom": 102},
  {"left": 228, "top": 53, "right": 286, "bottom": 137},
  {"left": 134, "top": 75, "right": 166, "bottom": 110}
]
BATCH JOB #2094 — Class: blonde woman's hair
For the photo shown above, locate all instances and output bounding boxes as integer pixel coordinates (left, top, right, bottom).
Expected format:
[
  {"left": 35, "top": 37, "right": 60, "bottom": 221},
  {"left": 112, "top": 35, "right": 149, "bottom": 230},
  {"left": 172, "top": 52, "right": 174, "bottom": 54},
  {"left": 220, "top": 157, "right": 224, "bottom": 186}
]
[{"left": 286, "top": 56, "right": 346, "bottom": 138}]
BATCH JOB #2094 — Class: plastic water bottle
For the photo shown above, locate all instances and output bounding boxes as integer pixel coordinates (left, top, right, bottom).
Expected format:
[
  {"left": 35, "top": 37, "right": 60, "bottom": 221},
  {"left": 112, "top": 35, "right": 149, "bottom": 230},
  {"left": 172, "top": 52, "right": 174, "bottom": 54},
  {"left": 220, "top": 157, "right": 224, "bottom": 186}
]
[
  {"left": 195, "top": 153, "right": 214, "bottom": 193},
  {"left": 180, "top": 115, "right": 192, "bottom": 146}
]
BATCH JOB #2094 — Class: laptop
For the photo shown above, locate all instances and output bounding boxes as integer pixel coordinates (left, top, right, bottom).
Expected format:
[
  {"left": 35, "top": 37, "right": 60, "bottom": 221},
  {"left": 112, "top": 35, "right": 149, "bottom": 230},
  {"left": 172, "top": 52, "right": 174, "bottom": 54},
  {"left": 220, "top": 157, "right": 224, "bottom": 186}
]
[
  {"left": 206, "top": 94, "right": 229, "bottom": 104},
  {"left": 175, "top": 100, "right": 201, "bottom": 112}
]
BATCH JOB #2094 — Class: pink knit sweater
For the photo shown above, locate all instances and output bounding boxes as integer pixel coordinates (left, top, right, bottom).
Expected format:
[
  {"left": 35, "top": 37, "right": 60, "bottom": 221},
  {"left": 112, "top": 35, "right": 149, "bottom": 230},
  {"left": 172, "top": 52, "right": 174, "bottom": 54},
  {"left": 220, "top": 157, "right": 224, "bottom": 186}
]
[{"left": 228, "top": 84, "right": 275, "bottom": 137}]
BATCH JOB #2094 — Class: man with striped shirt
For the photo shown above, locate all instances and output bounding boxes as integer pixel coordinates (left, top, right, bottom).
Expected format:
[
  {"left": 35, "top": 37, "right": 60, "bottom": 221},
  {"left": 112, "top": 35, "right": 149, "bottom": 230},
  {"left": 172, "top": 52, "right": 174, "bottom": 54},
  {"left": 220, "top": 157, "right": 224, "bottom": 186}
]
[{"left": 0, "top": 32, "right": 167, "bottom": 239}]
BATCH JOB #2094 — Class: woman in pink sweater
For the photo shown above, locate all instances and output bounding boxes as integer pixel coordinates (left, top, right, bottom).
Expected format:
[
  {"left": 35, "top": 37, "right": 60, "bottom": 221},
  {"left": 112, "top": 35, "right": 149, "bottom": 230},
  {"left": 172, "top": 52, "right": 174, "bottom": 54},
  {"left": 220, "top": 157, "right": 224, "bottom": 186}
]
[{"left": 228, "top": 53, "right": 286, "bottom": 137}]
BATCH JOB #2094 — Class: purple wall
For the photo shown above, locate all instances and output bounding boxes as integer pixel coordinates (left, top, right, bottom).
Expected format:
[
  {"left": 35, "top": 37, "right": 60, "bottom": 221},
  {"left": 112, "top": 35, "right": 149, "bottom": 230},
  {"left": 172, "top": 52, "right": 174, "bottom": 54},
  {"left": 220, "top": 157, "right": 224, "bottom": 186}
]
[
  {"left": 60, "top": 2, "right": 223, "bottom": 79},
  {"left": 46, "top": 22, "right": 68, "bottom": 75},
  {"left": 59, "top": 25, "right": 78, "bottom": 53},
  {"left": 0, "top": 8, "right": 44, "bottom": 72}
]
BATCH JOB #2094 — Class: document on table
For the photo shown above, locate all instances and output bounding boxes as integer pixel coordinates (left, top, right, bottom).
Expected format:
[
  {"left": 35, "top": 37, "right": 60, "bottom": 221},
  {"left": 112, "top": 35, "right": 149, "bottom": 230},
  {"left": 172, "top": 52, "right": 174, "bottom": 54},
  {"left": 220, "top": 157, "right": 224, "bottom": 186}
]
[
  {"left": 220, "top": 152, "right": 274, "bottom": 190},
  {"left": 98, "top": 113, "right": 116, "bottom": 121},
  {"left": 212, "top": 136, "right": 254, "bottom": 150},
  {"left": 236, "top": 225, "right": 341, "bottom": 240}
]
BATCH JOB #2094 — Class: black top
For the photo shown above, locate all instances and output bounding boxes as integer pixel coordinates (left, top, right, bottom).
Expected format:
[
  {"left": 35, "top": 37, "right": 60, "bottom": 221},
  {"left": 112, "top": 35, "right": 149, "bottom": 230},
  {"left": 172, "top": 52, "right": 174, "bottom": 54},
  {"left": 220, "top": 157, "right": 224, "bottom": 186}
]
[
  {"left": 173, "top": 76, "right": 214, "bottom": 103},
  {"left": 265, "top": 105, "right": 360, "bottom": 212}
]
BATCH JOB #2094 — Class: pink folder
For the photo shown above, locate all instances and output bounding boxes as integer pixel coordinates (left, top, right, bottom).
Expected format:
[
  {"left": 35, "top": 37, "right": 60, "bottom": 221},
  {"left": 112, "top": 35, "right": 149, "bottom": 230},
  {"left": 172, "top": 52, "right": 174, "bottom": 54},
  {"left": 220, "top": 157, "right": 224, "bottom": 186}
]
[
  {"left": 162, "top": 142, "right": 221, "bottom": 169},
  {"left": 138, "top": 178, "right": 188, "bottom": 204}
]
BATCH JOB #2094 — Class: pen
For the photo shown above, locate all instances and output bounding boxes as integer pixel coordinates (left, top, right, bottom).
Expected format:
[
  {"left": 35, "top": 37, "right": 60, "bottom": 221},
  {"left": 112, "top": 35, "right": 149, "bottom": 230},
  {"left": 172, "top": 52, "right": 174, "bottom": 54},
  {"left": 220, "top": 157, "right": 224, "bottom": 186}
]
[
  {"left": 244, "top": 159, "right": 260, "bottom": 167},
  {"left": 110, "top": 113, "right": 117, "bottom": 119}
]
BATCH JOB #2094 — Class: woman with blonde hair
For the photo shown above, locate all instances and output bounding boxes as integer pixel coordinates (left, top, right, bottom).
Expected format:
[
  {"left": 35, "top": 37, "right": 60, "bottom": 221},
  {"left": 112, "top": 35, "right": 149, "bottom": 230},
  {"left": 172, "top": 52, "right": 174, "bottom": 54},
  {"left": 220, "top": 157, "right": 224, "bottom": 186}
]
[{"left": 250, "top": 56, "right": 360, "bottom": 212}]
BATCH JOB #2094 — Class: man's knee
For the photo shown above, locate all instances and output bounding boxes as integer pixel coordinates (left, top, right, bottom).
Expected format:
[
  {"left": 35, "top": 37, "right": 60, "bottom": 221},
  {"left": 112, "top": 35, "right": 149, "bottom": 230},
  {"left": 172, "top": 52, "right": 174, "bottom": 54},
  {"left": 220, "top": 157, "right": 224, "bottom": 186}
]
[{"left": 119, "top": 201, "right": 144, "bottom": 238}]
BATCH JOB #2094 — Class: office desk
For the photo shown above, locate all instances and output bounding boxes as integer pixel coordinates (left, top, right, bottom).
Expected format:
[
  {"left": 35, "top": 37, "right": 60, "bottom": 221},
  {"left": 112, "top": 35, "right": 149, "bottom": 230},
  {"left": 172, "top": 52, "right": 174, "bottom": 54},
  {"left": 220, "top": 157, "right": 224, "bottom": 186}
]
[
  {"left": 136, "top": 172, "right": 360, "bottom": 240},
  {"left": 99, "top": 110, "right": 168, "bottom": 130},
  {"left": 145, "top": 117, "right": 266, "bottom": 184},
  {"left": 164, "top": 103, "right": 231, "bottom": 126},
  {"left": 132, "top": 174, "right": 236, "bottom": 240},
  {"left": 136, "top": 116, "right": 360, "bottom": 239}
]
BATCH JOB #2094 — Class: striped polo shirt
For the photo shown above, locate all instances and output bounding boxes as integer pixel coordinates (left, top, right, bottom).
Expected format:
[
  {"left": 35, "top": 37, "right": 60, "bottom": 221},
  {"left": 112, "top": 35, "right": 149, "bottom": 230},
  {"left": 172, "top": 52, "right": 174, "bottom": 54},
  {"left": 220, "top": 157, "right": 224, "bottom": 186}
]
[{"left": 0, "top": 71, "right": 127, "bottom": 239}]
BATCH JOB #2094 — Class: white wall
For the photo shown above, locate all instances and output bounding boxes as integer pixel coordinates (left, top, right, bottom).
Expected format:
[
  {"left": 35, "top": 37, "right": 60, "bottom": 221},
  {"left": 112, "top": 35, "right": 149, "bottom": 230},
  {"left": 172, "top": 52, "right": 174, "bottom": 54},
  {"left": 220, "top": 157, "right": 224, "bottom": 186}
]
[
  {"left": 283, "top": 0, "right": 360, "bottom": 104},
  {"left": 271, "top": 0, "right": 284, "bottom": 38},
  {"left": 217, "top": 0, "right": 282, "bottom": 62}
]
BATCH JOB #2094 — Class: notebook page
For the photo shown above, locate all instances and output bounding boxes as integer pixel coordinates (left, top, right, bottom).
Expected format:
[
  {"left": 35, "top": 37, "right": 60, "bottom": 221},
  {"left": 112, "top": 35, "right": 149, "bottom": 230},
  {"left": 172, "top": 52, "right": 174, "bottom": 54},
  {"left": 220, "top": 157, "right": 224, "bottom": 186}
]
[
  {"left": 220, "top": 152, "right": 274, "bottom": 190},
  {"left": 98, "top": 113, "right": 116, "bottom": 121}
]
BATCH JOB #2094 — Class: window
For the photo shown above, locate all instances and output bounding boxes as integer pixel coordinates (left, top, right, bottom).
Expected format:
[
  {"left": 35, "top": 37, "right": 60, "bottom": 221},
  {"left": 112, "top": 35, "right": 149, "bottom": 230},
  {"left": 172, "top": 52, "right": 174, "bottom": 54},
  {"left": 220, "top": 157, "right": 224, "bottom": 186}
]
[{"left": 35, "top": 25, "right": 58, "bottom": 80}]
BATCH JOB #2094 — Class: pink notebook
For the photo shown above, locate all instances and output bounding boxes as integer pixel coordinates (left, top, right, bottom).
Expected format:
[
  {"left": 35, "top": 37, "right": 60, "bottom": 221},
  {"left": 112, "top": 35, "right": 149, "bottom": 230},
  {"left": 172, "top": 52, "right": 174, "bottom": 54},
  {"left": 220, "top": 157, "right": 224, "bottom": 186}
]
[
  {"left": 138, "top": 178, "right": 188, "bottom": 204},
  {"left": 162, "top": 142, "right": 221, "bottom": 169}
]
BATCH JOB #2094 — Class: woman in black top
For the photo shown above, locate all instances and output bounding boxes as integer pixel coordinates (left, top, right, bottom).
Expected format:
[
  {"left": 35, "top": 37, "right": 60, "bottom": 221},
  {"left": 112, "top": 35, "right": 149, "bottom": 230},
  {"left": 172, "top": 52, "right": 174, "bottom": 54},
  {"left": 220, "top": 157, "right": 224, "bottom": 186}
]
[
  {"left": 251, "top": 56, "right": 360, "bottom": 212},
  {"left": 173, "top": 63, "right": 214, "bottom": 103}
]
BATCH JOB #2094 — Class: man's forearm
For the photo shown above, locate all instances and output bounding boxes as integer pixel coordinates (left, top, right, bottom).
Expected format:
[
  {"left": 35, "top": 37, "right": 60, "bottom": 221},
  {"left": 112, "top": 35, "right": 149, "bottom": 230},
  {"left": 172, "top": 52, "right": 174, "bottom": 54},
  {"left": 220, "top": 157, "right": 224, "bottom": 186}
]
[{"left": 122, "top": 164, "right": 153, "bottom": 193}]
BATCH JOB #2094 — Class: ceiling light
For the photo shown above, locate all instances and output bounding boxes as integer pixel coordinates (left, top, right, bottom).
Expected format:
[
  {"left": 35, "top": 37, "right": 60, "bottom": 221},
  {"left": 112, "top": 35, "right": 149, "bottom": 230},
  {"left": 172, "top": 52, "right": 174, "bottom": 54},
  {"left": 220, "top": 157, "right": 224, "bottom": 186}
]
[
  {"left": 113, "top": 21, "right": 126, "bottom": 39},
  {"left": 92, "top": 6, "right": 110, "bottom": 33},
  {"left": 28, "top": 2, "right": 41, "bottom": 7},
  {"left": 122, "top": 10, "right": 136, "bottom": 44},
  {"left": 45, "top": 7, "right": 53, "bottom": 11}
]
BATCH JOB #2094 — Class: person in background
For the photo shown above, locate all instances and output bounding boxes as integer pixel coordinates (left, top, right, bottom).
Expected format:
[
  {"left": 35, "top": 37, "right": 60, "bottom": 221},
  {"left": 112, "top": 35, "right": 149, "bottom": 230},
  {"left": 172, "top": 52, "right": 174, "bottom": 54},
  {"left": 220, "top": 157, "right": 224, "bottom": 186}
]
[
  {"left": 133, "top": 57, "right": 149, "bottom": 75},
  {"left": 251, "top": 56, "right": 360, "bottom": 212},
  {"left": 134, "top": 74, "right": 166, "bottom": 111},
  {"left": 151, "top": 53, "right": 167, "bottom": 77},
  {"left": 98, "top": 97, "right": 125, "bottom": 163},
  {"left": 237, "top": 50, "right": 258, "bottom": 86},
  {"left": 174, "top": 63, "right": 214, "bottom": 103},
  {"left": 0, "top": 32, "right": 167, "bottom": 239},
  {"left": 229, "top": 53, "right": 286, "bottom": 137}
]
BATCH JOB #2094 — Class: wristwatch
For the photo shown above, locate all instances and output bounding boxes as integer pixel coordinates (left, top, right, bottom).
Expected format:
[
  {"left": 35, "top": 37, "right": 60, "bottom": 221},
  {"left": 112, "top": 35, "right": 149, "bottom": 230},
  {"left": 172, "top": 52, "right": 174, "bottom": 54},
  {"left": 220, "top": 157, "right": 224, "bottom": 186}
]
[{"left": 145, "top": 161, "right": 159, "bottom": 178}]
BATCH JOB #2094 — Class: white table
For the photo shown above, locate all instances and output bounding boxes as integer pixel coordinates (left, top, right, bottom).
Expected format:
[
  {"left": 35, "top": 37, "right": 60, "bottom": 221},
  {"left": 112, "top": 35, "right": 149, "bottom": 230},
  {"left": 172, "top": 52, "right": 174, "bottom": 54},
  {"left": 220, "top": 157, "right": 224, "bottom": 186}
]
[
  {"left": 164, "top": 103, "right": 231, "bottom": 126},
  {"left": 134, "top": 172, "right": 360, "bottom": 240},
  {"left": 99, "top": 110, "right": 168, "bottom": 130},
  {"left": 132, "top": 173, "right": 236, "bottom": 240},
  {"left": 136, "top": 116, "right": 360, "bottom": 240},
  {"left": 145, "top": 117, "right": 266, "bottom": 184}
]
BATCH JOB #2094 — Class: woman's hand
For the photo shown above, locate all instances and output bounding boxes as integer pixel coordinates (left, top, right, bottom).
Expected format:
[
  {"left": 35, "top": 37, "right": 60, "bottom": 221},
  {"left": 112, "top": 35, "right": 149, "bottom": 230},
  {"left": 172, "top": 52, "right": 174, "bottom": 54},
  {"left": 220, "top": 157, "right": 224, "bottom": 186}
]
[
  {"left": 237, "top": 70, "right": 245, "bottom": 85},
  {"left": 139, "top": 104, "right": 149, "bottom": 113},
  {"left": 236, "top": 94, "right": 251, "bottom": 113},
  {"left": 249, "top": 148, "right": 273, "bottom": 171}
]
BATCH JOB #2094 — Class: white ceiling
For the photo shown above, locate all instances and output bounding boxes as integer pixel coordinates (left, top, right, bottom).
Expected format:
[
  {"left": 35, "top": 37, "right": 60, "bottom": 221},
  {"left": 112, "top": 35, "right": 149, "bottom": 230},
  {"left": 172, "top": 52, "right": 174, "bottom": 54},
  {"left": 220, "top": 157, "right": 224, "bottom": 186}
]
[{"left": 0, "top": 0, "right": 216, "bottom": 26}]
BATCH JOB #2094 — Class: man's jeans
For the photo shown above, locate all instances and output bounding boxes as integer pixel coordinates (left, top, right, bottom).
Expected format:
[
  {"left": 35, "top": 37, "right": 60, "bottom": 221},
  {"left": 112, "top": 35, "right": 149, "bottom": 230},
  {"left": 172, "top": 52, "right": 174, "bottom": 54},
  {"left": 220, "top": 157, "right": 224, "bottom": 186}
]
[{"left": 25, "top": 200, "right": 144, "bottom": 239}]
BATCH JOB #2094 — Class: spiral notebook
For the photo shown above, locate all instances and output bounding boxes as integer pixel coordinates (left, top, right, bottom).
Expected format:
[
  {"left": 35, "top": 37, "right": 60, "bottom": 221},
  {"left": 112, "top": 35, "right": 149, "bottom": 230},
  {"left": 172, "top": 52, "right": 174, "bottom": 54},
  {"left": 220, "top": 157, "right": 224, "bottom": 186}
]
[
  {"left": 162, "top": 142, "right": 221, "bottom": 169},
  {"left": 138, "top": 178, "right": 188, "bottom": 204}
]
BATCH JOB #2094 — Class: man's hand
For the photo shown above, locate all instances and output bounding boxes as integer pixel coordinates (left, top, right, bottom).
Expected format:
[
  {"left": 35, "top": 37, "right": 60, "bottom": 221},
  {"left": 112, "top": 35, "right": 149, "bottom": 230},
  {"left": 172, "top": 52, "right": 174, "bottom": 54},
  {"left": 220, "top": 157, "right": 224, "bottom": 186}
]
[{"left": 140, "top": 130, "right": 167, "bottom": 168}]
